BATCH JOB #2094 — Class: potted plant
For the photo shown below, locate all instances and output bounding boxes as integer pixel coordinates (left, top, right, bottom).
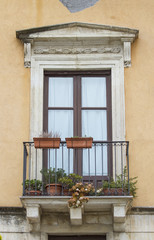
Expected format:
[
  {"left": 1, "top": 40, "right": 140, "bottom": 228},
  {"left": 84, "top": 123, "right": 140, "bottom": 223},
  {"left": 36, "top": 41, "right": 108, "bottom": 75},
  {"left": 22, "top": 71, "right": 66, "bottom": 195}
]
[
  {"left": 65, "top": 136, "right": 93, "bottom": 148},
  {"left": 24, "top": 179, "right": 42, "bottom": 196},
  {"left": 59, "top": 173, "right": 82, "bottom": 196},
  {"left": 101, "top": 180, "right": 122, "bottom": 196},
  {"left": 117, "top": 167, "right": 138, "bottom": 197},
  {"left": 40, "top": 168, "right": 66, "bottom": 196},
  {"left": 33, "top": 130, "right": 61, "bottom": 149}
]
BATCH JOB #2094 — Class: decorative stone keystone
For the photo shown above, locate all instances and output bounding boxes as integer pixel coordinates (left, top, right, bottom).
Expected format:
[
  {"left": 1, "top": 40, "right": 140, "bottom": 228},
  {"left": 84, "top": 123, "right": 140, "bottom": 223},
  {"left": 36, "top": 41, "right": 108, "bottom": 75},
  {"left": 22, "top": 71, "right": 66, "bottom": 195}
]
[{"left": 69, "top": 207, "right": 83, "bottom": 225}]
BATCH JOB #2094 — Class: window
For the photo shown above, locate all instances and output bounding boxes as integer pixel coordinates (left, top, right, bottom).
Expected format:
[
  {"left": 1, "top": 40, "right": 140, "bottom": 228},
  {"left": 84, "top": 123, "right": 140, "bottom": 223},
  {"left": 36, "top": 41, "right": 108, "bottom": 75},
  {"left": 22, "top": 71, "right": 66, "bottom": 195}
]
[
  {"left": 43, "top": 71, "right": 112, "bottom": 179},
  {"left": 44, "top": 71, "right": 111, "bottom": 140}
]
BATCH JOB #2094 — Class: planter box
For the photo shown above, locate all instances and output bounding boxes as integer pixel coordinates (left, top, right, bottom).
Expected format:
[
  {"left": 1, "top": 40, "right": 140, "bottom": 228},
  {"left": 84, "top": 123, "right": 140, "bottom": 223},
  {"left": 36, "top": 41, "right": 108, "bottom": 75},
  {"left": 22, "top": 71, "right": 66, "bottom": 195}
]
[
  {"left": 69, "top": 207, "right": 83, "bottom": 225},
  {"left": 33, "top": 137, "right": 61, "bottom": 149},
  {"left": 45, "top": 184, "right": 62, "bottom": 196},
  {"left": 63, "top": 189, "right": 72, "bottom": 196},
  {"left": 25, "top": 190, "right": 41, "bottom": 196},
  {"left": 65, "top": 137, "right": 93, "bottom": 148},
  {"left": 103, "top": 188, "right": 124, "bottom": 196}
]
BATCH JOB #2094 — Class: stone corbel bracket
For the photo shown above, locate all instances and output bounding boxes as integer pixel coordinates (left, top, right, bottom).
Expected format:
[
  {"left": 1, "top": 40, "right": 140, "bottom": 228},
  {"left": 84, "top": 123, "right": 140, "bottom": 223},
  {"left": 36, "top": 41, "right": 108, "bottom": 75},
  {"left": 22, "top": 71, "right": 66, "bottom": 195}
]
[
  {"left": 112, "top": 203, "right": 128, "bottom": 232},
  {"left": 25, "top": 203, "right": 42, "bottom": 232},
  {"left": 69, "top": 206, "right": 84, "bottom": 225},
  {"left": 23, "top": 39, "right": 33, "bottom": 68},
  {"left": 121, "top": 38, "right": 134, "bottom": 68}
]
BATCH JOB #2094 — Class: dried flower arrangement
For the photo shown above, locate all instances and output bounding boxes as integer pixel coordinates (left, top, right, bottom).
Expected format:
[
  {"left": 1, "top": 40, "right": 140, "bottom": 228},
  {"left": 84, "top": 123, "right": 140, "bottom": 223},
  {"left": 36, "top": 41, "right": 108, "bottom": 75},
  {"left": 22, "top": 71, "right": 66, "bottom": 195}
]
[{"left": 68, "top": 182, "right": 94, "bottom": 208}]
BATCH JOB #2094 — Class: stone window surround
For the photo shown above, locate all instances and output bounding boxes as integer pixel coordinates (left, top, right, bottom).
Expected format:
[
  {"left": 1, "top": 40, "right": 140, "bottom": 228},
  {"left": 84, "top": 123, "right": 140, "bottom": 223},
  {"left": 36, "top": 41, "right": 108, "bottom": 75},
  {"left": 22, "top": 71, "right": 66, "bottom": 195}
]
[
  {"left": 30, "top": 57, "right": 124, "bottom": 141},
  {"left": 16, "top": 22, "right": 138, "bottom": 143}
]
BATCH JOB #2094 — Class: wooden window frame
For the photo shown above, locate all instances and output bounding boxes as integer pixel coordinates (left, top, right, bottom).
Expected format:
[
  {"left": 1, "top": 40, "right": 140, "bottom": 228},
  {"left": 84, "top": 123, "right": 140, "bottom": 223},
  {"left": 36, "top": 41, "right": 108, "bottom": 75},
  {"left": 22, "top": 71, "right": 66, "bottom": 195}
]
[
  {"left": 48, "top": 236, "right": 106, "bottom": 240},
  {"left": 44, "top": 70, "right": 112, "bottom": 140},
  {"left": 43, "top": 71, "right": 112, "bottom": 177}
]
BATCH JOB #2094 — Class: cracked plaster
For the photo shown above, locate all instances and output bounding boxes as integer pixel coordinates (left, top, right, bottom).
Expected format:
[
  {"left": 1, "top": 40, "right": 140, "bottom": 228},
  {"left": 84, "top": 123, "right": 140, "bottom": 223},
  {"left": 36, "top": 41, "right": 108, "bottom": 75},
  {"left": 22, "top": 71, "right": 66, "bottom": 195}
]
[{"left": 59, "top": 0, "right": 100, "bottom": 13}]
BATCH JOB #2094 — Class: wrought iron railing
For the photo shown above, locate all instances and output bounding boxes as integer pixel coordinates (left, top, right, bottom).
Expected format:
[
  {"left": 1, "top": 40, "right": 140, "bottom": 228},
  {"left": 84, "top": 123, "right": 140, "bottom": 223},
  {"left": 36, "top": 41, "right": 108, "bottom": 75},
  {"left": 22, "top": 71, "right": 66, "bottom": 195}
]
[{"left": 23, "top": 141, "right": 129, "bottom": 196}]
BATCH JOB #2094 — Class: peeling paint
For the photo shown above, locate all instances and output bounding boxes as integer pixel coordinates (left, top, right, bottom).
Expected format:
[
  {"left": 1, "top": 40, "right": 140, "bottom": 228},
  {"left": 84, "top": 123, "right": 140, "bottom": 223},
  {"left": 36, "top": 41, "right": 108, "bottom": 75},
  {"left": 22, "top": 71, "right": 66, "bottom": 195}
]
[{"left": 59, "top": 0, "right": 100, "bottom": 13}]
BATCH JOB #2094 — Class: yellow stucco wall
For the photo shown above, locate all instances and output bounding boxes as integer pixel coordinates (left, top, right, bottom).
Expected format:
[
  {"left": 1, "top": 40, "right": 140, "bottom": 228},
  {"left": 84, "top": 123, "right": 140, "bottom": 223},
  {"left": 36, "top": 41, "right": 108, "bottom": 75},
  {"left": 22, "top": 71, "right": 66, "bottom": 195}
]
[{"left": 0, "top": 0, "right": 154, "bottom": 206}]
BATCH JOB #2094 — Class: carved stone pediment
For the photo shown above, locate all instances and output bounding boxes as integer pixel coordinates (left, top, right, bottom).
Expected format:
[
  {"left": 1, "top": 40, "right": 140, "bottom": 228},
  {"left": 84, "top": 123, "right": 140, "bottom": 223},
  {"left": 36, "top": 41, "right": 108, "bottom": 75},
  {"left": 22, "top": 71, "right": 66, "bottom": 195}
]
[
  {"left": 16, "top": 22, "right": 138, "bottom": 41},
  {"left": 16, "top": 22, "right": 139, "bottom": 68}
]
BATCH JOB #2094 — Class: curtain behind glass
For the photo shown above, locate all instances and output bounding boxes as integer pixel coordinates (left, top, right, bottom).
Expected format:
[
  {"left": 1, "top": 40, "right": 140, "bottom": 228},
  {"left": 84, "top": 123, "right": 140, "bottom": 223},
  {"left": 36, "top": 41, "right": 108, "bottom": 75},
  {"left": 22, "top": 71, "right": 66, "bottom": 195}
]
[
  {"left": 48, "top": 77, "right": 73, "bottom": 107},
  {"left": 82, "top": 77, "right": 108, "bottom": 176},
  {"left": 48, "top": 77, "right": 73, "bottom": 173}
]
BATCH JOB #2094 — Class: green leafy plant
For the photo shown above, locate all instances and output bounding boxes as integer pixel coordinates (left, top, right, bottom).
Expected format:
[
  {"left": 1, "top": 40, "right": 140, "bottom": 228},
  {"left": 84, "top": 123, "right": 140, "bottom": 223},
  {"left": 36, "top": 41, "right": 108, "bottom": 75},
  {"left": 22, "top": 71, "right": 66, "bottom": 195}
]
[
  {"left": 40, "top": 168, "right": 66, "bottom": 184},
  {"left": 24, "top": 179, "right": 42, "bottom": 191},
  {"left": 101, "top": 167, "right": 138, "bottom": 197},
  {"left": 0, "top": 234, "right": 2, "bottom": 240},
  {"left": 59, "top": 173, "right": 82, "bottom": 189}
]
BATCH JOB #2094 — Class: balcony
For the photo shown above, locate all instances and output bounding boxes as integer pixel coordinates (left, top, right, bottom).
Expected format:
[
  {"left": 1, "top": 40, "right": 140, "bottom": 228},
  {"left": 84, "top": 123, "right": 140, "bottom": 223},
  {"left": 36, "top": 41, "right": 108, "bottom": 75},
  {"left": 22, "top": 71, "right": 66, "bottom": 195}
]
[
  {"left": 21, "top": 140, "right": 132, "bottom": 231},
  {"left": 22, "top": 140, "right": 130, "bottom": 197}
]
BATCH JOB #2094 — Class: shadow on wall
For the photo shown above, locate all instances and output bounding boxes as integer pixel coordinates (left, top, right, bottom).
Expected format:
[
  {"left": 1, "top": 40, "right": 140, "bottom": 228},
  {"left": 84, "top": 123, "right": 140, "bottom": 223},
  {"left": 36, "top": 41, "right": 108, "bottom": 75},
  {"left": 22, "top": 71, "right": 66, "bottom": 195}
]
[{"left": 59, "top": 0, "right": 100, "bottom": 13}]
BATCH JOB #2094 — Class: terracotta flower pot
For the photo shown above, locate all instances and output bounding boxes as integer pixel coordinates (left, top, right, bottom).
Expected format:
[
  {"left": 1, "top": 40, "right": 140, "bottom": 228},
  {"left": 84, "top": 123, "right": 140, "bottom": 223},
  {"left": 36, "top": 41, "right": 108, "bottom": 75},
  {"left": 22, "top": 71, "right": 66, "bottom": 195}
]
[
  {"left": 33, "top": 137, "right": 61, "bottom": 149},
  {"left": 65, "top": 137, "right": 93, "bottom": 148},
  {"left": 45, "top": 184, "right": 62, "bottom": 196},
  {"left": 26, "top": 190, "right": 41, "bottom": 196}
]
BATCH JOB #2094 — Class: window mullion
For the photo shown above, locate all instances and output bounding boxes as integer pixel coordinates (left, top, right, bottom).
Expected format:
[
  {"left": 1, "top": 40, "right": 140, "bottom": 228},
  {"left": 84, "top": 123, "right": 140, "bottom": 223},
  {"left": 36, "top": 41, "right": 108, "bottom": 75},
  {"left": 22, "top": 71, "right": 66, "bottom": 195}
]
[
  {"left": 77, "top": 76, "right": 81, "bottom": 137},
  {"left": 73, "top": 76, "right": 78, "bottom": 137}
]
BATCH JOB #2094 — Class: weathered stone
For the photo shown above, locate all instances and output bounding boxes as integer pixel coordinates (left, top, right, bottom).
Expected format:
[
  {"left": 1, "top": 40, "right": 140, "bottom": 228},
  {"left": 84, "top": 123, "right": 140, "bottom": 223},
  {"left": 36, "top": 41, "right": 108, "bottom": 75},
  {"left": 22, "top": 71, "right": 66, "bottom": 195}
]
[
  {"left": 99, "top": 215, "right": 112, "bottom": 224},
  {"left": 69, "top": 207, "right": 83, "bottom": 225},
  {"left": 57, "top": 213, "right": 69, "bottom": 225},
  {"left": 59, "top": 0, "right": 100, "bottom": 13},
  {"left": 113, "top": 205, "right": 126, "bottom": 223},
  {"left": 42, "top": 214, "right": 58, "bottom": 226},
  {"left": 85, "top": 215, "right": 98, "bottom": 224}
]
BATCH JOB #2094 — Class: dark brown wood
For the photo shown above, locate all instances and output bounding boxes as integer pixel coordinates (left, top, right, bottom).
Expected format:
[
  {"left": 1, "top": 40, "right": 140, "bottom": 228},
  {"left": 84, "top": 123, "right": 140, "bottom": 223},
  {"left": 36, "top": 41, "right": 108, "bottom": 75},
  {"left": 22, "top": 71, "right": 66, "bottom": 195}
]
[
  {"left": 43, "top": 75, "right": 48, "bottom": 132},
  {"left": 43, "top": 71, "right": 112, "bottom": 181},
  {"left": 74, "top": 76, "right": 77, "bottom": 137},
  {"left": 77, "top": 75, "right": 81, "bottom": 137},
  {"left": 43, "top": 75, "right": 49, "bottom": 169},
  {"left": 44, "top": 70, "right": 110, "bottom": 76},
  {"left": 106, "top": 75, "right": 112, "bottom": 178},
  {"left": 48, "top": 236, "right": 106, "bottom": 240},
  {"left": 81, "top": 107, "right": 107, "bottom": 110}
]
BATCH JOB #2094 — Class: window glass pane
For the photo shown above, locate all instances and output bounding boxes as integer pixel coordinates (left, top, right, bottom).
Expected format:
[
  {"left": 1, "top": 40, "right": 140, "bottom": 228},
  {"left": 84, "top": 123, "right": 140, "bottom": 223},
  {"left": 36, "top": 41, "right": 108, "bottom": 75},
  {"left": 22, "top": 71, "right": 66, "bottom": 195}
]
[
  {"left": 48, "top": 77, "right": 73, "bottom": 107},
  {"left": 48, "top": 110, "right": 73, "bottom": 140},
  {"left": 82, "top": 77, "right": 106, "bottom": 107},
  {"left": 82, "top": 110, "right": 107, "bottom": 140}
]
